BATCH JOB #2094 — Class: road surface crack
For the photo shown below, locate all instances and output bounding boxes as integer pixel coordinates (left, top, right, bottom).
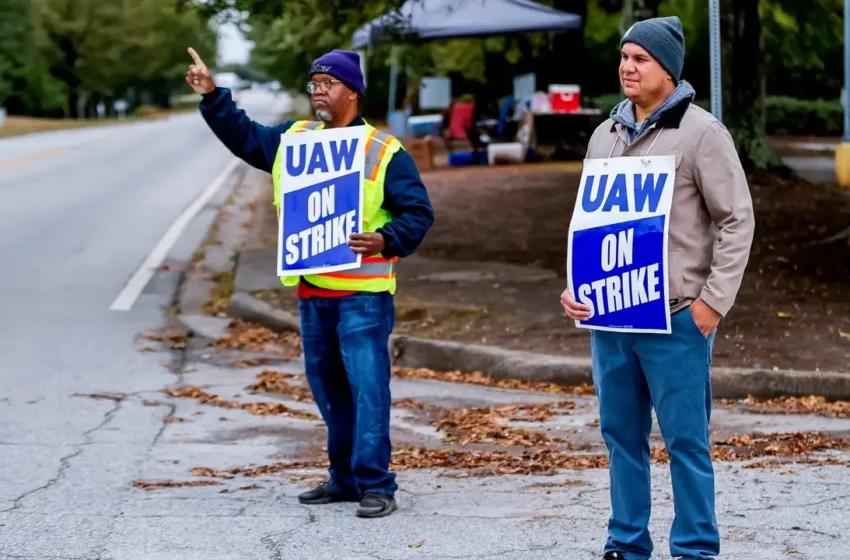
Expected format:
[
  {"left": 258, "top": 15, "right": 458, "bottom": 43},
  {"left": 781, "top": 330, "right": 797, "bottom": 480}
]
[
  {"left": 1, "top": 399, "right": 122, "bottom": 513},
  {"left": 261, "top": 507, "right": 315, "bottom": 560}
]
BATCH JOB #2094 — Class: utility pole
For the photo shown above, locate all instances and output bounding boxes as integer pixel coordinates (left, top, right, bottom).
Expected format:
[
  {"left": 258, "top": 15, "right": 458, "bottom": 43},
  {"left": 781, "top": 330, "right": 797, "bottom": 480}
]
[{"left": 709, "top": 0, "right": 722, "bottom": 121}]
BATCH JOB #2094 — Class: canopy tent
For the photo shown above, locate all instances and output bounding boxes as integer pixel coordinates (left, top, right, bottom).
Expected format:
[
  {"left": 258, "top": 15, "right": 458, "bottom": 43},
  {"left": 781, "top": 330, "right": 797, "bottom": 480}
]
[{"left": 351, "top": 0, "right": 582, "bottom": 49}]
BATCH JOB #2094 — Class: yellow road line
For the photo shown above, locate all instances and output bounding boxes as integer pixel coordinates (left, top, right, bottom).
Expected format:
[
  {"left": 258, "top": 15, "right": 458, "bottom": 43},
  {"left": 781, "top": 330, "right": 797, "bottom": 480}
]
[{"left": 0, "top": 147, "right": 68, "bottom": 172}]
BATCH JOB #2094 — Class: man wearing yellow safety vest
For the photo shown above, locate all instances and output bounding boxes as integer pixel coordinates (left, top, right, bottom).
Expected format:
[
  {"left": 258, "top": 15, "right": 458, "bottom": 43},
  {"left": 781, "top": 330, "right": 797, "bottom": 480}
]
[{"left": 186, "top": 47, "right": 434, "bottom": 518}]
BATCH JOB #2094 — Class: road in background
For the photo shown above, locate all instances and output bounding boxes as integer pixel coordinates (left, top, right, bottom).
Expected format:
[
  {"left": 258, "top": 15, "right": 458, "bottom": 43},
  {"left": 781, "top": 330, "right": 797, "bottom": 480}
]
[{"left": 0, "top": 89, "right": 289, "bottom": 557}]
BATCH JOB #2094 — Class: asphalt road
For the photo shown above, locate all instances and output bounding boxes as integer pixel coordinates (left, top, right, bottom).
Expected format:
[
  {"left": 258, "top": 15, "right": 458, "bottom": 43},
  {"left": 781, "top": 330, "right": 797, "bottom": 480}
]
[{"left": 0, "top": 89, "right": 288, "bottom": 558}]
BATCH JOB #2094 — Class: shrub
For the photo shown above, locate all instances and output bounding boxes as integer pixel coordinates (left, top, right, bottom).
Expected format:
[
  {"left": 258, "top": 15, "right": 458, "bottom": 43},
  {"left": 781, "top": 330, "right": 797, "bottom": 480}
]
[
  {"left": 586, "top": 93, "right": 842, "bottom": 136},
  {"left": 765, "top": 96, "right": 842, "bottom": 136}
]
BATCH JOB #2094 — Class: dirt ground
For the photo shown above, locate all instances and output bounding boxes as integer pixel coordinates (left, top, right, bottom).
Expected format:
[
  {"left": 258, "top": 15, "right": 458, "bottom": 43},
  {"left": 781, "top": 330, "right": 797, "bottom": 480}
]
[{"left": 257, "top": 161, "right": 850, "bottom": 373}]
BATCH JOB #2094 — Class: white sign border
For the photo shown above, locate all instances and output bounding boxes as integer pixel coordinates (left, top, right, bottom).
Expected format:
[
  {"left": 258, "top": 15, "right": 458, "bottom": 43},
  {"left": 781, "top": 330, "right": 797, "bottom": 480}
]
[
  {"left": 566, "top": 154, "right": 676, "bottom": 335},
  {"left": 275, "top": 126, "right": 366, "bottom": 278}
]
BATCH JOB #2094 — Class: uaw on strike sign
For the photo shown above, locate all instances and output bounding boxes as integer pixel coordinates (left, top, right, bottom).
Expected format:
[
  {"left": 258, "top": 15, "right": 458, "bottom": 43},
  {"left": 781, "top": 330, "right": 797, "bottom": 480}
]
[
  {"left": 567, "top": 155, "right": 676, "bottom": 333},
  {"left": 277, "top": 126, "right": 365, "bottom": 277}
]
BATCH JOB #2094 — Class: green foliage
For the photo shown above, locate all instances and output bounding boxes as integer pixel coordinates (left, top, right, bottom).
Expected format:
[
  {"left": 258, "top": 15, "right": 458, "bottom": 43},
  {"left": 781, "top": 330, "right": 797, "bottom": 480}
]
[
  {"left": 765, "top": 96, "right": 844, "bottom": 136},
  {"left": 4, "top": 0, "right": 215, "bottom": 117},
  {"left": 761, "top": 0, "right": 843, "bottom": 99}
]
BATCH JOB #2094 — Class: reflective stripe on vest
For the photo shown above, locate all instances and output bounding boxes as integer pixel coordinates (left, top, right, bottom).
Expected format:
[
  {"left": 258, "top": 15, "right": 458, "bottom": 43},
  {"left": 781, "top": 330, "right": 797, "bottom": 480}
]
[{"left": 275, "top": 121, "right": 403, "bottom": 293}]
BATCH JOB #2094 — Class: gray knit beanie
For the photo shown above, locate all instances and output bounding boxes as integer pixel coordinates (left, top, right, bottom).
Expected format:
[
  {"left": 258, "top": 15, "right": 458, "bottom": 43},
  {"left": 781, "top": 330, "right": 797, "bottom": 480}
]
[{"left": 620, "top": 16, "right": 686, "bottom": 82}]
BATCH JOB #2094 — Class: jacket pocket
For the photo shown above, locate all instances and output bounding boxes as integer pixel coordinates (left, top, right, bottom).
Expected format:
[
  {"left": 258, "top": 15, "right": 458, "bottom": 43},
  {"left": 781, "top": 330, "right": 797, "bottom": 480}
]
[{"left": 668, "top": 249, "right": 684, "bottom": 301}]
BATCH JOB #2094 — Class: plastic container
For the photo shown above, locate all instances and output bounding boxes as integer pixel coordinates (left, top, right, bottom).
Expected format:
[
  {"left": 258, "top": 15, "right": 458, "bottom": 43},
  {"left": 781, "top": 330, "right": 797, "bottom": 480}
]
[
  {"left": 487, "top": 142, "right": 526, "bottom": 165},
  {"left": 548, "top": 84, "right": 581, "bottom": 113},
  {"left": 407, "top": 114, "right": 443, "bottom": 137},
  {"left": 448, "top": 151, "right": 488, "bottom": 166}
]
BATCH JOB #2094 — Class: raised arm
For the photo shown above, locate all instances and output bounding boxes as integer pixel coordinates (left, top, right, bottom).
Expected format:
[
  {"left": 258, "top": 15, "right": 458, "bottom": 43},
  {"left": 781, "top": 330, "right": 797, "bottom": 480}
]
[{"left": 186, "top": 47, "right": 289, "bottom": 173}]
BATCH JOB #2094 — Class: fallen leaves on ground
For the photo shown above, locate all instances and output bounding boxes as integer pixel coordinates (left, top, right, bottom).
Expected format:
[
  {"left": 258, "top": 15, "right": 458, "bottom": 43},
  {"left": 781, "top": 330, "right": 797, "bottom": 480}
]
[
  {"left": 246, "top": 370, "right": 314, "bottom": 402},
  {"left": 214, "top": 320, "right": 302, "bottom": 358},
  {"left": 392, "top": 367, "right": 595, "bottom": 395},
  {"left": 721, "top": 395, "right": 850, "bottom": 419},
  {"left": 648, "top": 431, "right": 850, "bottom": 467},
  {"left": 143, "top": 330, "right": 188, "bottom": 349},
  {"left": 392, "top": 398, "right": 428, "bottom": 409},
  {"left": 192, "top": 459, "right": 328, "bottom": 479},
  {"left": 187, "top": 429, "right": 850, "bottom": 484},
  {"left": 390, "top": 447, "right": 608, "bottom": 475},
  {"left": 164, "top": 416, "right": 186, "bottom": 423},
  {"left": 192, "top": 446, "right": 608, "bottom": 480},
  {"left": 231, "top": 358, "right": 273, "bottom": 368},
  {"left": 433, "top": 402, "right": 579, "bottom": 448},
  {"left": 133, "top": 479, "right": 221, "bottom": 490},
  {"left": 392, "top": 397, "right": 578, "bottom": 448},
  {"left": 164, "top": 386, "right": 318, "bottom": 420}
]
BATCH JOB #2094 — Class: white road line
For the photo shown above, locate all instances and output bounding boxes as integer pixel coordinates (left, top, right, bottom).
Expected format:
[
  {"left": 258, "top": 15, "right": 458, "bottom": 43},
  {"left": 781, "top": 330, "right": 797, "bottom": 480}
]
[{"left": 109, "top": 157, "right": 242, "bottom": 311}]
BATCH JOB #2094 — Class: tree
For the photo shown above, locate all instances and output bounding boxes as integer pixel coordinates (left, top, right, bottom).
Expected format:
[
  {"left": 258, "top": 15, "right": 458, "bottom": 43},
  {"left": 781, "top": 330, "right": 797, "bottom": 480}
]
[
  {"left": 720, "top": 0, "right": 780, "bottom": 171},
  {"left": 0, "top": 0, "right": 34, "bottom": 107}
]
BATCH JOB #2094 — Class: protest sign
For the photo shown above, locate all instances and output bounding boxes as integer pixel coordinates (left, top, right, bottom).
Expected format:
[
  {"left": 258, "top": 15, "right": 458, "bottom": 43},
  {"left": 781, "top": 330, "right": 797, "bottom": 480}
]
[
  {"left": 567, "top": 155, "right": 676, "bottom": 333},
  {"left": 277, "top": 126, "right": 366, "bottom": 277}
]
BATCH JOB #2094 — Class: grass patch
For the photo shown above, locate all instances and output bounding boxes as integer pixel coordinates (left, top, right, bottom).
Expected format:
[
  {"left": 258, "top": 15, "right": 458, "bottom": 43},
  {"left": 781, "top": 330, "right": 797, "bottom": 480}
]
[
  {"left": 202, "top": 271, "right": 235, "bottom": 316},
  {"left": 0, "top": 107, "right": 195, "bottom": 139}
]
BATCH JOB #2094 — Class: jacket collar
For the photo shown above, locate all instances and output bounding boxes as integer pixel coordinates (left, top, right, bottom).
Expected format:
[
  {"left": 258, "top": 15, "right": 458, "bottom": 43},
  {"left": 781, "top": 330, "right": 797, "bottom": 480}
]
[{"left": 609, "top": 90, "right": 693, "bottom": 133}]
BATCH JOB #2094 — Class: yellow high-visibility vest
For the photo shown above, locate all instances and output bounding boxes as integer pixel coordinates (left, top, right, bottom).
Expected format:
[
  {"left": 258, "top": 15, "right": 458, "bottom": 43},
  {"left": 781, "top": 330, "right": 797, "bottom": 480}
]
[{"left": 272, "top": 119, "right": 403, "bottom": 294}]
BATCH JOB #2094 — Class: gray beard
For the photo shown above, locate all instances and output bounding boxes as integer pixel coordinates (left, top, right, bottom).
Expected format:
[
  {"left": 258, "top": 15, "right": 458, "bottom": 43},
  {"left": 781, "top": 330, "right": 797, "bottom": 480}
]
[{"left": 315, "top": 109, "right": 332, "bottom": 122}]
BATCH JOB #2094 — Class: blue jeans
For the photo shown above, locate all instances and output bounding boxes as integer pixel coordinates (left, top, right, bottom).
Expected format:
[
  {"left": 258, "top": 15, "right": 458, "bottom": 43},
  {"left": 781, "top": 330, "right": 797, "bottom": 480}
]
[
  {"left": 591, "top": 307, "right": 719, "bottom": 560},
  {"left": 298, "top": 292, "right": 397, "bottom": 498}
]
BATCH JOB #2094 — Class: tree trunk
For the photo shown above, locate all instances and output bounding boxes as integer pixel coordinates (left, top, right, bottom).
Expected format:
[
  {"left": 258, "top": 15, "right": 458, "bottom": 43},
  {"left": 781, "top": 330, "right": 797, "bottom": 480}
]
[
  {"left": 550, "top": 0, "right": 587, "bottom": 86},
  {"left": 721, "top": 0, "right": 781, "bottom": 171},
  {"left": 67, "top": 87, "right": 79, "bottom": 119}
]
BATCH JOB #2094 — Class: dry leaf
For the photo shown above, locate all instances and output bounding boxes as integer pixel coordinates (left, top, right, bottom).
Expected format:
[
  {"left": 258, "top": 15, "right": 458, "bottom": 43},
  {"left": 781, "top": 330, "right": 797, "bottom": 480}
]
[
  {"left": 409, "top": 539, "right": 425, "bottom": 549},
  {"left": 164, "top": 385, "right": 319, "bottom": 420},
  {"left": 133, "top": 479, "right": 221, "bottom": 490},
  {"left": 392, "top": 367, "right": 595, "bottom": 395}
]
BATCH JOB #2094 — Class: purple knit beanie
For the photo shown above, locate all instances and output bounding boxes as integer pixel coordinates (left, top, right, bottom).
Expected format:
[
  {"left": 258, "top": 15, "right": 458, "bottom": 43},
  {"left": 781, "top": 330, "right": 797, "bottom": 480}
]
[{"left": 309, "top": 50, "right": 365, "bottom": 96}]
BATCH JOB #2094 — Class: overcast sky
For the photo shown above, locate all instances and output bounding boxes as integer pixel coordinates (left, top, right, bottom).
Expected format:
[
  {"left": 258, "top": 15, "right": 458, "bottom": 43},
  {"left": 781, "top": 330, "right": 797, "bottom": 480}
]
[{"left": 217, "top": 22, "right": 253, "bottom": 65}]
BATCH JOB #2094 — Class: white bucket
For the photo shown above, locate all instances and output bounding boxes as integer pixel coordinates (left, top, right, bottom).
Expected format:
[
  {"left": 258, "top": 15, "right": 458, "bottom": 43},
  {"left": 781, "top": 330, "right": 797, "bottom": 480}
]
[{"left": 487, "top": 142, "right": 525, "bottom": 165}]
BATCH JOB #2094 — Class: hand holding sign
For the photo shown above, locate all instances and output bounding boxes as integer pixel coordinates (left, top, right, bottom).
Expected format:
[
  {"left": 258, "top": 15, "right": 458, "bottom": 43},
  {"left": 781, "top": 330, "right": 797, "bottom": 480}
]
[
  {"left": 560, "top": 288, "right": 591, "bottom": 321},
  {"left": 185, "top": 47, "right": 216, "bottom": 95},
  {"left": 348, "top": 233, "right": 385, "bottom": 257}
]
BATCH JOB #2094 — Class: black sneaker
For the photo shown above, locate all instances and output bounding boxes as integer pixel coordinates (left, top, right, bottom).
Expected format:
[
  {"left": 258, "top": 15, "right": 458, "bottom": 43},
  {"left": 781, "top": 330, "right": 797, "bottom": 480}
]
[
  {"left": 297, "top": 481, "right": 355, "bottom": 505},
  {"left": 356, "top": 492, "right": 398, "bottom": 518},
  {"left": 603, "top": 553, "right": 626, "bottom": 560}
]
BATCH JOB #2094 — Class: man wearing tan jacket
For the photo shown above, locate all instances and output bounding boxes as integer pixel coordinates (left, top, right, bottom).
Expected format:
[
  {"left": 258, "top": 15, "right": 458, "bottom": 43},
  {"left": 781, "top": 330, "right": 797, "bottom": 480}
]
[{"left": 561, "top": 16, "right": 754, "bottom": 560}]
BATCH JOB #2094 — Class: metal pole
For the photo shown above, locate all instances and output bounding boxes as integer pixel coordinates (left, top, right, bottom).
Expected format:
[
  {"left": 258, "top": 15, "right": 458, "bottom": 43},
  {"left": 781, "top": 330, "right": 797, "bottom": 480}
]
[
  {"left": 388, "top": 46, "right": 399, "bottom": 113},
  {"left": 709, "top": 0, "right": 722, "bottom": 121},
  {"left": 844, "top": 0, "right": 850, "bottom": 141}
]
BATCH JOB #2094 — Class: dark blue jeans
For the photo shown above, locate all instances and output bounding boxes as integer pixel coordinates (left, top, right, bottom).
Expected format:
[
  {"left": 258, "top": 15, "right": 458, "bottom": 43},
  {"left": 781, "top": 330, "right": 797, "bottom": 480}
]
[
  {"left": 591, "top": 307, "right": 719, "bottom": 560},
  {"left": 298, "top": 291, "right": 397, "bottom": 498}
]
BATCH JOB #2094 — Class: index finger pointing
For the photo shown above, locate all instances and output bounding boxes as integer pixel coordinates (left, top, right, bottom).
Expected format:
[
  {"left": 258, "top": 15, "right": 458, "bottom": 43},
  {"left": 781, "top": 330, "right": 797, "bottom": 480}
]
[{"left": 187, "top": 47, "right": 206, "bottom": 69}]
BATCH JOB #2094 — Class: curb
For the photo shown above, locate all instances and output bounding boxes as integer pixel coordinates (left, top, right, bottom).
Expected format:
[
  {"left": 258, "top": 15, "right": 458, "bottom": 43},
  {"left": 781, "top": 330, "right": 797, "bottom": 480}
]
[
  {"left": 227, "top": 291, "right": 301, "bottom": 333},
  {"left": 225, "top": 289, "right": 850, "bottom": 401}
]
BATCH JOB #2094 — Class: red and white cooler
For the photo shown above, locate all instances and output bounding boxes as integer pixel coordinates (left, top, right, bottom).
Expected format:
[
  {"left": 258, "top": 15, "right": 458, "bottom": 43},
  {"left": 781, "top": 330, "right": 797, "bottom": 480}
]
[{"left": 548, "top": 84, "right": 581, "bottom": 113}]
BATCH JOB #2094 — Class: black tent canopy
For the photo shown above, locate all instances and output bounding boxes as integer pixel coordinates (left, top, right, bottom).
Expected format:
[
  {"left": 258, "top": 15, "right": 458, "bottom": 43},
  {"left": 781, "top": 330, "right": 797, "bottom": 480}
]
[{"left": 351, "top": 0, "right": 582, "bottom": 49}]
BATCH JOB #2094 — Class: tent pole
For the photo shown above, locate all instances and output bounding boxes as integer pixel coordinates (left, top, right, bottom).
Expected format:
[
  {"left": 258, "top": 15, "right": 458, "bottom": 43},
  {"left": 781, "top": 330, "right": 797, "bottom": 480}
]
[{"left": 388, "top": 46, "right": 399, "bottom": 113}]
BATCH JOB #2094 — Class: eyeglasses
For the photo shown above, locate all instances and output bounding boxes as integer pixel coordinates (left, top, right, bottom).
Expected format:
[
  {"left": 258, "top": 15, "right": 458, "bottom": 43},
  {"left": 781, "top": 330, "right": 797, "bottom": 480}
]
[{"left": 306, "top": 79, "right": 343, "bottom": 94}]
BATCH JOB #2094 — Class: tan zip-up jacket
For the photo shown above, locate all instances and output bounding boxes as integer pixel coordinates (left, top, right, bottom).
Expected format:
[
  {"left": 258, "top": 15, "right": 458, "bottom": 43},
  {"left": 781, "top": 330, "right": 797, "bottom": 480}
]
[{"left": 584, "top": 99, "right": 755, "bottom": 316}]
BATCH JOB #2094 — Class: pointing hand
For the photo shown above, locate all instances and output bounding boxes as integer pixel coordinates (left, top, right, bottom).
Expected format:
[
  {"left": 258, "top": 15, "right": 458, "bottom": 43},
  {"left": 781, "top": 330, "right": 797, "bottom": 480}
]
[{"left": 185, "top": 47, "right": 216, "bottom": 95}]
